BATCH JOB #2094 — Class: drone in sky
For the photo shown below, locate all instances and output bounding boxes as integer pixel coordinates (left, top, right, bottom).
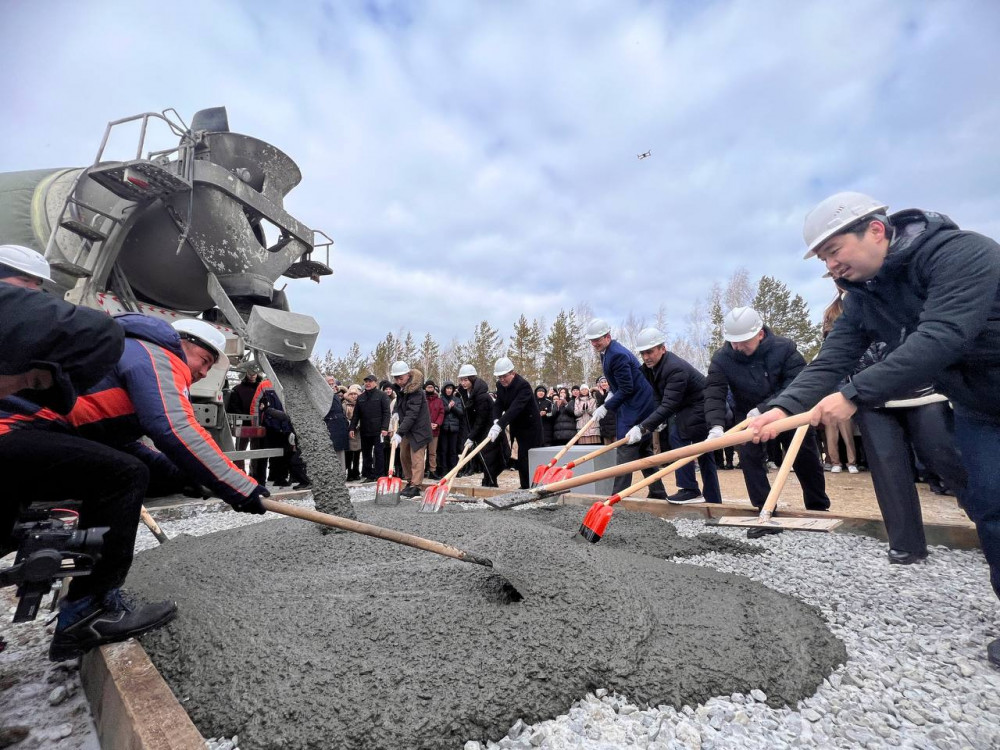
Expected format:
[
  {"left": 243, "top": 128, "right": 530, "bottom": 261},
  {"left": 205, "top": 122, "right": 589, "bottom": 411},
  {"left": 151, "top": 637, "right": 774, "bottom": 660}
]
[{"left": 637, "top": 150, "right": 651, "bottom": 160}]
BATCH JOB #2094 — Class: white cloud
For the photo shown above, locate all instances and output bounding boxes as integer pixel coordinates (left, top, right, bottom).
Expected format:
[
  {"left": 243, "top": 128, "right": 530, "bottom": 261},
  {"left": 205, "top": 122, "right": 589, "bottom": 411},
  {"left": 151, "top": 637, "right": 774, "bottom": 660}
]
[{"left": 2, "top": 0, "right": 999, "bottom": 363}]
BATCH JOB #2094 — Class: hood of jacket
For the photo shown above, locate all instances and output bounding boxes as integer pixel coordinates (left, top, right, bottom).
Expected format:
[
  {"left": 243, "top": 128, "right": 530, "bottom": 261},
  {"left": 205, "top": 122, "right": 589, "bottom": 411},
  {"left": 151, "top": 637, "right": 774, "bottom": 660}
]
[
  {"left": 114, "top": 313, "right": 185, "bottom": 360},
  {"left": 396, "top": 368, "right": 424, "bottom": 395}
]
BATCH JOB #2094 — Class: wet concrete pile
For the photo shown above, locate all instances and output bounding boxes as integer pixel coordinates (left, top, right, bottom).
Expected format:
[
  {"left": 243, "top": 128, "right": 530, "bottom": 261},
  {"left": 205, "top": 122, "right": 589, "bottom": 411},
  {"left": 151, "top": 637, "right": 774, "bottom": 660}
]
[
  {"left": 128, "top": 504, "right": 846, "bottom": 749},
  {"left": 269, "top": 359, "right": 355, "bottom": 520}
]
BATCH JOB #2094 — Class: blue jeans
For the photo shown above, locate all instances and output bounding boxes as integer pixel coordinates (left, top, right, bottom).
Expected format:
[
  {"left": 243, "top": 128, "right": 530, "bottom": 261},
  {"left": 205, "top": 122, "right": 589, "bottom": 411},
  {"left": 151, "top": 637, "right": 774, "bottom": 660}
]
[{"left": 953, "top": 406, "right": 1000, "bottom": 600}]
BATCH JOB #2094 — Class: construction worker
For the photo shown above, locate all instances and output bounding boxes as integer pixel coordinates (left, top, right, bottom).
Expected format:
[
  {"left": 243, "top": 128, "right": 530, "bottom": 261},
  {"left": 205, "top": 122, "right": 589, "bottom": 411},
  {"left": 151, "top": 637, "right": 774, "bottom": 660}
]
[
  {"left": 705, "top": 307, "right": 830, "bottom": 534},
  {"left": 457, "top": 364, "right": 501, "bottom": 486},
  {"left": 489, "top": 357, "right": 542, "bottom": 489},
  {"left": 0, "top": 246, "right": 177, "bottom": 661},
  {"left": 390, "top": 360, "right": 432, "bottom": 498},
  {"left": 633, "top": 327, "right": 721, "bottom": 504},
  {"left": 748, "top": 192, "right": 1000, "bottom": 667},
  {"left": 586, "top": 319, "right": 667, "bottom": 499}
]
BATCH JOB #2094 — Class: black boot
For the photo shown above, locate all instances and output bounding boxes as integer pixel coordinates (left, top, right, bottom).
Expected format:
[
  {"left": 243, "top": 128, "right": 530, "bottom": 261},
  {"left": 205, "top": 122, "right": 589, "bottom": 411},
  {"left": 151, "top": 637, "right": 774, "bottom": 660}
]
[{"left": 49, "top": 590, "right": 177, "bottom": 662}]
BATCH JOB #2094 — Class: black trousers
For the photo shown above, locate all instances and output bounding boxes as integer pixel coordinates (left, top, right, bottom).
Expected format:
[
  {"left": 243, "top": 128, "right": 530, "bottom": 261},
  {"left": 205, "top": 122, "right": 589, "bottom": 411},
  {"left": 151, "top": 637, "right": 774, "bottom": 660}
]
[
  {"left": 509, "top": 429, "right": 540, "bottom": 490},
  {"left": 0, "top": 430, "right": 147, "bottom": 602},
  {"left": 359, "top": 434, "right": 384, "bottom": 479},
  {"left": 438, "top": 430, "right": 460, "bottom": 475},
  {"left": 856, "top": 403, "right": 967, "bottom": 554},
  {"left": 345, "top": 450, "right": 360, "bottom": 478},
  {"left": 669, "top": 424, "right": 722, "bottom": 503},
  {"left": 737, "top": 428, "right": 830, "bottom": 510},
  {"left": 481, "top": 433, "right": 509, "bottom": 487},
  {"left": 612, "top": 433, "right": 667, "bottom": 498}
]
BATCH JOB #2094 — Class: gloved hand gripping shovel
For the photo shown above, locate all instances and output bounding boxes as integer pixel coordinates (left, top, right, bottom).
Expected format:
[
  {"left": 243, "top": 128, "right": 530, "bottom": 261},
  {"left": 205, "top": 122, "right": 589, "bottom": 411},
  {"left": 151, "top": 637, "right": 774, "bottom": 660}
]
[
  {"left": 531, "top": 414, "right": 599, "bottom": 487},
  {"left": 376, "top": 416, "right": 402, "bottom": 506},
  {"left": 578, "top": 419, "right": 749, "bottom": 543},
  {"left": 420, "top": 436, "right": 490, "bottom": 512}
]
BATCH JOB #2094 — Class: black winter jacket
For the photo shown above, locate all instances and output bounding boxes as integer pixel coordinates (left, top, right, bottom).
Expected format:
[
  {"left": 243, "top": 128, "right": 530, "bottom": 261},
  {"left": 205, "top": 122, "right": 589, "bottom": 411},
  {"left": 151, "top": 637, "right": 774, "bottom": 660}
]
[
  {"left": 323, "top": 394, "right": 349, "bottom": 451},
  {"left": 349, "top": 386, "right": 390, "bottom": 437},
  {"left": 493, "top": 373, "right": 541, "bottom": 439},
  {"left": 772, "top": 209, "right": 1000, "bottom": 419},
  {"left": 459, "top": 376, "right": 492, "bottom": 441},
  {"left": 440, "top": 383, "right": 465, "bottom": 432},
  {"left": 536, "top": 395, "right": 554, "bottom": 445},
  {"left": 705, "top": 327, "right": 805, "bottom": 426},
  {"left": 393, "top": 368, "right": 432, "bottom": 449},
  {"left": 595, "top": 389, "right": 617, "bottom": 439},
  {"left": 552, "top": 400, "right": 578, "bottom": 443},
  {"left": 640, "top": 351, "right": 709, "bottom": 439}
]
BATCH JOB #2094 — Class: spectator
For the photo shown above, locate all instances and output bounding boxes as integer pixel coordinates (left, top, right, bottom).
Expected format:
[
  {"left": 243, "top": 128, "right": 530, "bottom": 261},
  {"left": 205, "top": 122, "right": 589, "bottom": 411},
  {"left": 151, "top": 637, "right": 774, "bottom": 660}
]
[
  {"left": 573, "top": 385, "right": 602, "bottom": 445},
  {"left": 349, "top": 375, "right": 390, "bottom": 482},
  {"left": 424, "top": 380, "right": 444, "bottom": 480},
  {"left": 594, "top": 376, "right": 617, "bottom": 445},
  {"left": 438, "top": 381, "right": 464, "bottom": 475},
  {"left": 551, "top": 387, "right": 578, "bottom": 444},
  {"left": 322, "top": 377, "right": 349, "bottom": 472},
  {"left": 342, "top": 385, "right": 363, "bottom": 481},
  {"left": 535, "top": 385, "right": 554, "bottom": 447}
]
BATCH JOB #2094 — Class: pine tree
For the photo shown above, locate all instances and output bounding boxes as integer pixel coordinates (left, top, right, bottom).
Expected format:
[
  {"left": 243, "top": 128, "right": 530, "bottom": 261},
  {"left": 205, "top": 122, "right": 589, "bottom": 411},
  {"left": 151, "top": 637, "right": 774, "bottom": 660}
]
[
  {"left": 708, "top": 283, "right": 726, "bottom": 357},
  {"left": 401, "top": 331, "right": 418, "bottom": 366},
  {"left": 418, "top": 332, "right": 441, "bottom": 382},
  {"left": 543, "top": 309, "right": 583, "bottom": 387},
  {"left": 333, "top": 342, "right": 367, "bottom": 385},
  {"left": 467, "top": 320, "right": 502, "bottom": 382},
  {"left": 508, "top": 315, "right": 542, "bottom": 384},
  {"left": 369, "top": 332, "right": 400, "bottom": 381},
  {"left": 752, "top": 276, "right": 823, "bottom": 359}
]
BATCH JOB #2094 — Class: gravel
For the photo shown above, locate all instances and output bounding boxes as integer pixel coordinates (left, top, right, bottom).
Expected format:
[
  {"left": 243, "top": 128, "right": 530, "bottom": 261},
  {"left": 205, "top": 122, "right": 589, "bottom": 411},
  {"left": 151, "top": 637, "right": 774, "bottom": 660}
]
[{"left": 5, "top": 486, "right": 999, "bottom": 748}]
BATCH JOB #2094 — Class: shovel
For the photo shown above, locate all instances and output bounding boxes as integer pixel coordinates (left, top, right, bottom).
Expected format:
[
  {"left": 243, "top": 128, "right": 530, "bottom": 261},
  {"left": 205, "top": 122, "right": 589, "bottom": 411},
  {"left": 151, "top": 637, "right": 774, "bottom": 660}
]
[
  {"left": 578, "top": 419, "right": 749, "bottom": 543},
  {"left": 375, "top": 437, "right": 403, "bottom": 506},
  {"left": 535, "top": 434, "right": 630, "bottom": 486},
  {"left": 139, "top": 505, "right": 169, "bottom": 544},
  {"left": 487, "top": 411, "right": 815, "bottom": 509},
  {"left": 420, "top": 436, "right": 490, "bottom": 512},
  {"left": 531, "top": 414, "right": 599, "bottom": 487}
]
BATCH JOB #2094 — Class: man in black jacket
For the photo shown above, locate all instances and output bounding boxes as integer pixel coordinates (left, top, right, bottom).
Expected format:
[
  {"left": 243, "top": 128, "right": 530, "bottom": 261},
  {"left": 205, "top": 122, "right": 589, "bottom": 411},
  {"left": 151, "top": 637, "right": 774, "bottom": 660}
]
[
  {"left": 349, "top": 374, "right": 390, "bottom": 481},
  {"left": 633, "top": 328, "right": 721, "bottom": 504},
  {"left": 749, "top": 192, "right": 1000, "bottom": 667},
  {"left": 705, "top": 307, "right": 830, "bottom": 521},
  {"left": 458, "top": 363, "right": 501, "bottom": 486},
  {"left": 489, "top": 357, "right": 542, "bottom": 489},
  {"left": 390, "top": 361, "right": 432, "bottom": 498}
]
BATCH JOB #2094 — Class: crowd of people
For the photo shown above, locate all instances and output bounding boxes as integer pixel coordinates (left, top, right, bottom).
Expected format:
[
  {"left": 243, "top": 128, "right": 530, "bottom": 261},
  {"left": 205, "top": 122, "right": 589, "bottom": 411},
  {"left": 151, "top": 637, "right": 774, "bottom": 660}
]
[{"left": 3, "top": 188, "right": 999, "bottom": 670}]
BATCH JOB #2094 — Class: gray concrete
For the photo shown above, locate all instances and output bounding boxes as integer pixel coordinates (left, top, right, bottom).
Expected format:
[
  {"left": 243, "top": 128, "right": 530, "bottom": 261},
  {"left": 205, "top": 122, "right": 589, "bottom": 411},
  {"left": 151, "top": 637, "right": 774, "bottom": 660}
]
[
  {"left": 527, "top": 446, "right": 617, "bottom": 496},
  {"left": 128, "top": 504, "right": 845, "bottom": 749}
]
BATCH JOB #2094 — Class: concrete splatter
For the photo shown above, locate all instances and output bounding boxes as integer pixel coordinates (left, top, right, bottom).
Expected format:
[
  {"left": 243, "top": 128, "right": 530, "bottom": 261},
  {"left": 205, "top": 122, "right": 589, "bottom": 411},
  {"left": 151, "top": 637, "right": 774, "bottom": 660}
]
[{"left": 129, "top": 504, "right": 845, "bottom": 749}]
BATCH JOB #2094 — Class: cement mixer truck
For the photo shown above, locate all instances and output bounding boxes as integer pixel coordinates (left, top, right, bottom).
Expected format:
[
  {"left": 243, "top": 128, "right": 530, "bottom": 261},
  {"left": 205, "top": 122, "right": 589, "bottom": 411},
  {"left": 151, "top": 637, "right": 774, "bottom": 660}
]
[{"left": 0, "top": 106, "right": 332, "bottom": 458}]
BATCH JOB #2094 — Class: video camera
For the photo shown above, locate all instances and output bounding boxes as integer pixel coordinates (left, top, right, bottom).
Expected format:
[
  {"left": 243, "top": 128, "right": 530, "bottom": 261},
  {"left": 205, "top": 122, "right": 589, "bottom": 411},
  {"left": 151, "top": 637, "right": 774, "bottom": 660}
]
[{"left": 0, "top": 509, "right": 107, "bottom": 623}]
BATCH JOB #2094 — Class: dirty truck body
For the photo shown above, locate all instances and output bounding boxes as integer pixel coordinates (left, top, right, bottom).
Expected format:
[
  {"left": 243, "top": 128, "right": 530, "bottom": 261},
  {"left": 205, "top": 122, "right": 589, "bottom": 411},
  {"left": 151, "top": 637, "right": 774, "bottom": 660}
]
[{"left": 0, "top": 107, "right": 330, "bottom": 455}]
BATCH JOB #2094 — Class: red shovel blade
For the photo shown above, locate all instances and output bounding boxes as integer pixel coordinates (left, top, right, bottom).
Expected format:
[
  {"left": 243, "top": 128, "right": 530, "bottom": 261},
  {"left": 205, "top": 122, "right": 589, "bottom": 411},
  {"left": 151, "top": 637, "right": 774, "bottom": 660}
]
[
  {"left": 420, "top": 482, "right": 448, "bottom": 513},
  {"left": 579, "top": 505, "right": 615, "bottom": 543},
  {"left": 375, "top": 473, "right": 402, "bottom": 506},
  {"left": 539, "top": 465, "right": 573, "bottom": 486},
  {"left": 531, "top": 460, "right": 555, "bottom": 488}
]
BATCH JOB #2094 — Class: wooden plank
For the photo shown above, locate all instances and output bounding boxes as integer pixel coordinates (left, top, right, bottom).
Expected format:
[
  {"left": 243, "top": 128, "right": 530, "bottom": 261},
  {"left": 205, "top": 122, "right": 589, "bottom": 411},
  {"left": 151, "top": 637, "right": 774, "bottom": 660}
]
[
  {"left": 80, "top": 639, "right": 204, "bottom": 750},
  {"left": 711, "top": 516, "right": 844, "bottom": 532}
]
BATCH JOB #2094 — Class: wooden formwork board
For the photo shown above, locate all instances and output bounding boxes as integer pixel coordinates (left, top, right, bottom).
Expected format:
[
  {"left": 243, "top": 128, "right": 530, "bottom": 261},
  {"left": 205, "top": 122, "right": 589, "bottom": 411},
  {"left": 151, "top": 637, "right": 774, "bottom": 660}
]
[{"left": 80, "top": 640, "right": 203, "bottom": 750}]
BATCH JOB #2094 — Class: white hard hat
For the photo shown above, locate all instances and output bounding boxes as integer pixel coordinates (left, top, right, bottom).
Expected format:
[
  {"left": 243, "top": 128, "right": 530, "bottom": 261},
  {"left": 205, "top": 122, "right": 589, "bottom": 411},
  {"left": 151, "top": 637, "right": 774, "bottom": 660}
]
[
  {"left": 0, "top": 244, "right": 51, "bottom": 282},
  {"left": 803, "top": 192, "right": 889, "bottom": 258},
  {"left": 635, "top": 327, "right": 666, "bottom": 352},
  {"left": 585, "top": 318, "right": 612, "bottom": 340},
  {"left": 172, "top": 318, "right": 227, "bottom": 362},
  {"left": 493, "top": 356, "right": 515, "bottom": 377},
  {"left": 723, "top": 307, "right": 763, "bottom": 343},
  {"left": 458, "top": 364, "right": 477, "bottom": 378},
  {"left": 390, "top": 360, "right": 410, "bottom": 377}
]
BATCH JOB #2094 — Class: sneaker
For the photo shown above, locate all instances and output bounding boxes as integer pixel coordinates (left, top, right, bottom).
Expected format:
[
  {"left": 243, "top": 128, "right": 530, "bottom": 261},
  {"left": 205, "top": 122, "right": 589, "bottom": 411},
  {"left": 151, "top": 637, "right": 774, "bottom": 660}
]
[
  {"left": 823, "top": 463, "right": 833, "bottom": 472},
  {"left": 667, "top": 488, "right": 703, "bottom": 504},
  {"left": 830, "top": 465, "right": 843, "bottom": 473},
  {"left": 847, "top": 465, "right": 859, "bottom": 474},
  {"left": 49, "top": 590, "right": 177, "bottom": 662},
  {"left": 767, "top": 461, "right": 779, "bottom": 471}
]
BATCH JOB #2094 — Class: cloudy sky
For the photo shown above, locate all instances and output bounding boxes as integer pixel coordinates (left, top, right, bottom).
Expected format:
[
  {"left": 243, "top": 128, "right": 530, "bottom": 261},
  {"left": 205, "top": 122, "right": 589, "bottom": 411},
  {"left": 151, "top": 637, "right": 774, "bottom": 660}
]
[{"left": 3, "top": 0, "right": 999, "bottom": 361}]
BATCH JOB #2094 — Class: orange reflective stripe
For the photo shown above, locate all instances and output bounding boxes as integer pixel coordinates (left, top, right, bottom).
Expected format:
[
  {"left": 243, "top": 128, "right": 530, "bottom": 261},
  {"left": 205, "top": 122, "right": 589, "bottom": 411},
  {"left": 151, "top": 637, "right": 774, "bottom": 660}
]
[{"left": 66, "top": 387, "right": 134, "bottom": 427}]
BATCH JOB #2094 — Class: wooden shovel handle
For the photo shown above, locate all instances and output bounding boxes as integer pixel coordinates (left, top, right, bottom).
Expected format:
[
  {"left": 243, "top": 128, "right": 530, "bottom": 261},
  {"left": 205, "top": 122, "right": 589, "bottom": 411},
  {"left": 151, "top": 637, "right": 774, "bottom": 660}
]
[
  {"left": 139, "top": 505, "right": 168, "bottom": 544},
  {"left": 550, "top": 414, "right": 599, "bottom": 465},
  {"left": 386, "top": 436, "right": 398, "bottom": 478},
  {"left": 541, "top": 411, "right": 815, "bottom": 495},
  {"left": 261, "top": 498, "right": 493, "bottom": 568},
  {"left": 442, "top": 435, "right": 491, "bottom": 484},
  {"left": 565, "top": 435, "right": 630, "bottom": 469},
  {"left": 760, "top": 424, "right": 809, "bottom": 518},
  {"left": 617, "top": 418, "right": 751, "bottom": 501},
  {"left": 440, "top": 443, "right": 472, "bottom": 486}
]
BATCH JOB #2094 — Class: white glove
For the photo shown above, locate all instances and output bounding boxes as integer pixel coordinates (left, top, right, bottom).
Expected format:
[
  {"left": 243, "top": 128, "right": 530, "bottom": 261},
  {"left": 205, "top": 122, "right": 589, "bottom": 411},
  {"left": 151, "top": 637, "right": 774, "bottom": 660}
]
[
  {"left": 747, "top": 407, "right": 761, "bottom": 419},
  {"left": 391, "top": 433, "right": 402, "bottom": 447},
  {"left": 708, "top": 425, "right": 725, "bottom": 440},
  {"left": 593, "top": 405, "right": 608, "bottom": 421},
  {"left": 288, "top": 432, "right": 296, "bottom": 447},
  {"left": 463, "top": 439, "right": 474, "bottom": 452},
  {"left": 487, "top": 421, "right": 502, "bottom": 443},
  {"left": 626, "top": 425, "right": 644, "bottom": 445}
]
